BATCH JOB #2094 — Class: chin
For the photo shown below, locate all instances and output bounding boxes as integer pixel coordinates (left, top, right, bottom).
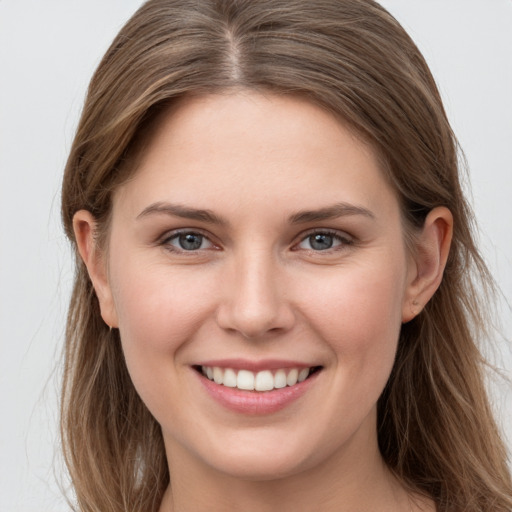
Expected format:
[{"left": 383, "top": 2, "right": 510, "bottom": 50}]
[
  {"left": 189, "top": 428, "right": 333, "bottom": 483},
  {"left": 211, "top": 452, "right": 312, "bottom": 482}
]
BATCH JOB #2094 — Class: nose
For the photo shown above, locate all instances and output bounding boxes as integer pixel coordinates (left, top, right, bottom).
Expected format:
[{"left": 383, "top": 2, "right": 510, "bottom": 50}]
[{"left": 216, "top": 250, "right": 295, "bottom": 339}]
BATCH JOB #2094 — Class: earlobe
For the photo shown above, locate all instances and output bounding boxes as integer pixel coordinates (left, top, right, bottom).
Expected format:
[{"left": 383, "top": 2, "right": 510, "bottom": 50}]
[
  {"left": 402, "top": 207, "right": 453, "bottom": 323},
  {"left": 73, "top": 210, "right": 119, "bottom": 328}
]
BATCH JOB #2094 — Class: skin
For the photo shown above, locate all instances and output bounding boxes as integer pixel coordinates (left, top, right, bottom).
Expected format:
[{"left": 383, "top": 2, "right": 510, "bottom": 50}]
[{"left": 75, "top": 92, "right": 452, "bottom": 511}]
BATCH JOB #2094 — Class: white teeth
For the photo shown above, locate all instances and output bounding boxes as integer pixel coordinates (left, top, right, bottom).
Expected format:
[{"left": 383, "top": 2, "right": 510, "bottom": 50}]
[
  {"left": 254, "top": 370, "right": 274, "bottom": 391},
  {"left": 223, "top": 368, "right": 237, "bottom": 388},
  {"left": 274, "top": 369, "right": 287, "bottom": 389},
  {"left": 286, "top": 368, "right": 298, "bottom": 386},
  {"left": 213, "top": 367, "right": 223, "bottom": 384},
  {"left": 237, "top": 370, "right": 255, "bottom": 390},
  {"left": 298, "top": 368, "right": 309, "bottom": 382},
  {"left": 201, "top": 366, "right": 315, "bottom": 392}
]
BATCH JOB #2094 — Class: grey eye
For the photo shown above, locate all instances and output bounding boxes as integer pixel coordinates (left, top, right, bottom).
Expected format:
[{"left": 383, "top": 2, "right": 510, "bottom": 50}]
[
  {"left": 307, "top": 234, "right": 335, "bottom": 250},
  {"left": 167, "top": 232, "right": 213, "bottom": 251},
  {"left": 179, "top": 233, "right": 203, "bottom": 250},
  {"left": 297, "top": 232, "right": 348, "bottom": 251}
]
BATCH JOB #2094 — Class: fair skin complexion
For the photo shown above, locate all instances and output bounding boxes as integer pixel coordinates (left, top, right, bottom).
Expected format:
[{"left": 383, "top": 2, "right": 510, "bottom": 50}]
[{"left": 74, "top": 92, "right": 452, "bottom": 512}]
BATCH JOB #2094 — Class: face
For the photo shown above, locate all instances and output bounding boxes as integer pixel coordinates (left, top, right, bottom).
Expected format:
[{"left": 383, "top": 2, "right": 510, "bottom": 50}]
[{"left": 90, "top": 93, "right": 419, "bottom": 480}]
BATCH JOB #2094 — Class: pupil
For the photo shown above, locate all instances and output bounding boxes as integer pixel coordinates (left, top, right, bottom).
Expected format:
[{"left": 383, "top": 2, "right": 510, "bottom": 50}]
[
  {"left": 310, "top": 234, "right": 333, "bottom": 250},
  {"left": 179, "top": 233, "right": 202, "bottom": 250}
]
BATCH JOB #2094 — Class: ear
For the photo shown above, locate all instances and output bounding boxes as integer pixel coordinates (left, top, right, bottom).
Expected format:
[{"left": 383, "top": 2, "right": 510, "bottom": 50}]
[
  {"left": 402, "top": 206, "right": 453, "bottom": 323},
  {"left": 73, "top": 210, "right": 119, "bottom": 328}
]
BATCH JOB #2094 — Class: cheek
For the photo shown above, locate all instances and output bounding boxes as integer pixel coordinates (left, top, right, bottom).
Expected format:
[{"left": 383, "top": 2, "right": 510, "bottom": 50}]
[
  {"left": 108, "top": 254, "right": 216, "bottom": 395},
  {"left": 306, "top": 259, "right": 404, "bottom": 331},
  {"left": 109, "top": 267, "right": 218, "bottom": 434},
  {"left": 298, "top": 256, "right": 407, "bottom": 383},
  {"left": 111, "top": 253, "right": 209, "bottom": 344}
]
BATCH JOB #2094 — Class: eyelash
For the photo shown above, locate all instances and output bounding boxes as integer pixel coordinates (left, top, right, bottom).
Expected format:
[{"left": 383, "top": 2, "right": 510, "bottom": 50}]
[
  {"left": 160, "top": 229, "right": 217, "bottom": 254},
  {"left": 294, "top": 229, "right": 354, "bottom": 253},
  {"left": 159, "top": 228, "right": 354, "bottom": 254}
]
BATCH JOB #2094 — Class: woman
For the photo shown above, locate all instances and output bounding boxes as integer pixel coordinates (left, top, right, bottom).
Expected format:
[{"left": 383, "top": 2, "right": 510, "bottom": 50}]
[{"left": 60, "top": 0, "right": 512, "bottom": 510}]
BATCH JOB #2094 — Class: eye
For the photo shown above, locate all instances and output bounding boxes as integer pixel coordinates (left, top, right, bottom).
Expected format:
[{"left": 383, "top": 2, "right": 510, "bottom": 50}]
[
  {"left": 164, "top": 231, "right": 214, "bottom": 251},
  {"left": 296, "top": 231, "right": 352, "bottom": 251}
]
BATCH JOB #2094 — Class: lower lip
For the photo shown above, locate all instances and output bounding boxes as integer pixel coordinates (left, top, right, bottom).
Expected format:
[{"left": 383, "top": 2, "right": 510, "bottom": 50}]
[{"left": 195, "top": 370, "right": 320, "bottom": 415}]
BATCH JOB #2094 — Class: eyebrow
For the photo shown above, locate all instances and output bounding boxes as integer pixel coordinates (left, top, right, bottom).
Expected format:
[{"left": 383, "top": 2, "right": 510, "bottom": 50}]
[
  {"left": 136, "top": 202, "right": 229, "bottom": 226},
  {"left": 289, "top": 202, "right": 375, "bottom": 224},
  {"left": 136, "top": 201, "right": 374, "bottom": 225}
]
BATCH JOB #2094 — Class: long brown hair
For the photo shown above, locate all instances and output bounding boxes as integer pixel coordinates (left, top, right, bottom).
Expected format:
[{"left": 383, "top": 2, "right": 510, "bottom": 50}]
[{"left": 61, "top": 1, "right": 512, "bottom": 510}]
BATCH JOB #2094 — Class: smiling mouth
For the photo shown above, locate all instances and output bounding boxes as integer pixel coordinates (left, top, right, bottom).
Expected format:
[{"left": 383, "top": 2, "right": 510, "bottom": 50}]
[{"left": 194, "top": 365, "right": 322, "bottom": 392}]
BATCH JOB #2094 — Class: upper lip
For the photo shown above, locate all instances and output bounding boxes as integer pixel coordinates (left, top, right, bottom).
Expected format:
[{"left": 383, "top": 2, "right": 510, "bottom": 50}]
[{"left": 194, "top": 359, "right": 318, "bottom": 372}]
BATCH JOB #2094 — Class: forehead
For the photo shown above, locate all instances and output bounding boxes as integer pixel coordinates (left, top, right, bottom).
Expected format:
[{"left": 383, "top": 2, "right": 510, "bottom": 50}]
[{"left": 113, "top": 92, "right": 398, "bottom": 222}]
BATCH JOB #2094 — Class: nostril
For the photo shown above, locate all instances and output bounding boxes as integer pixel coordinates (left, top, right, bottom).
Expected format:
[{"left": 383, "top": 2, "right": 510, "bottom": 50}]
[{"left": 216, "top": 303, "right": 296, "bottom": 340}]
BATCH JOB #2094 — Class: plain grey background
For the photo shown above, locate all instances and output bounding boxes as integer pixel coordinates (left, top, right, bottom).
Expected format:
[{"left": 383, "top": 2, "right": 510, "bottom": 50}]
[{"left": 1, "top": 1, "right": 511, "bottom": 510}]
